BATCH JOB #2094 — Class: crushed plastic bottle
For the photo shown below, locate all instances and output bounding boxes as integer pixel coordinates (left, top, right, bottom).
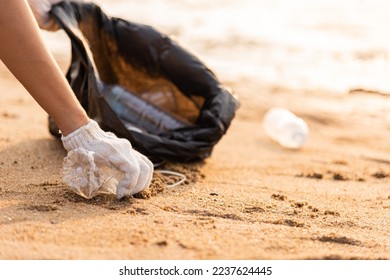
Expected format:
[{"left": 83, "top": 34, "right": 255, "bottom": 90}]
[
  {"left": 263, "top": 107, "right": 309, "bottom": 149},
  {"left": 62, "top": 148, "right": 122, "bottom": 199}
]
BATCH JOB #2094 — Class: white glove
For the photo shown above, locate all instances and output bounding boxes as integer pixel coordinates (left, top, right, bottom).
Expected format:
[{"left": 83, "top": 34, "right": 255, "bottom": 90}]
[
  {"left": 61, "top": 119, "right": 154, "bottom": 199},
  {"left": 27, "top": 0, "right": 82, "bottom": 31}
]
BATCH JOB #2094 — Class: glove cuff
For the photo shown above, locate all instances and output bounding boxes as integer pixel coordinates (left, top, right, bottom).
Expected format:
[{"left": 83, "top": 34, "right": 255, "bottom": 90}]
[{"left": 61, "top": 119, "right": 107, "bottom": 151}]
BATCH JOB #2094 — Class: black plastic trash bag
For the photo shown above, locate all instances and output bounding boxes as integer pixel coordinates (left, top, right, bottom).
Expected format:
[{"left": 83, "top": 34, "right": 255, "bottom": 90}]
[{"left": 49, "top": 1, "right": 239, "bottom": 163}]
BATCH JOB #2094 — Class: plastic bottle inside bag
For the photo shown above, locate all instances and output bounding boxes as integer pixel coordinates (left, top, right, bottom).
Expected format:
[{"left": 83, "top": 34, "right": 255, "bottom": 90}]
[
  {"left": 263, "top": 107, "right": 309, "bottom": 149},
  {"left": 103, "top": 85, "right": 191, "bottom": 134},
  {"left": 62, "top": 148, "right": 122, "bottom": 199}
]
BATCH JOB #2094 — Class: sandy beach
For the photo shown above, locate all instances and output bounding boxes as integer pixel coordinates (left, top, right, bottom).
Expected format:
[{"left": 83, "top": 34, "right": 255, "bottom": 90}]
[{"left": 0, "top": 0, "right": 390, "bottom": 260}]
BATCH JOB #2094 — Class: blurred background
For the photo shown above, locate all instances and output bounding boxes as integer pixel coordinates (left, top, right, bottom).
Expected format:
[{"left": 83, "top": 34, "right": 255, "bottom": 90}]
[{"left": 43, "top": 0, "right": 390, "bottom": 94}]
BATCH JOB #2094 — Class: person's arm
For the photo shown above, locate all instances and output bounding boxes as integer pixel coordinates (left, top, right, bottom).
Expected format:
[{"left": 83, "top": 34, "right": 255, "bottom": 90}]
[
  {"left": 0, "top": 0, "right": 88, "bottom": 136},
  {"left": 0, "top": 0, "right": 153, "bottom": 198}
]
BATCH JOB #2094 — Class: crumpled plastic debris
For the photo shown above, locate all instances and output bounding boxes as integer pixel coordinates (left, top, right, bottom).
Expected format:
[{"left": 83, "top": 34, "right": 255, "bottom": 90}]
[{"left": 62, "top": 148, "right": 121, "bottom": 199}]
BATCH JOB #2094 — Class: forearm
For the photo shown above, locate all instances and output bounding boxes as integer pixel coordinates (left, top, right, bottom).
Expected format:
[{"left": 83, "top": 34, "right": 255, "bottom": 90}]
[{"left": 0, "top": 0, "right": 88, "bottom": 135}]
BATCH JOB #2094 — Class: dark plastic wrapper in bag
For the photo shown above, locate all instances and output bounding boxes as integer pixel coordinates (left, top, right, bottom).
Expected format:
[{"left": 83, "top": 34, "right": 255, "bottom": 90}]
[{"left": 49, "top": 1, "right": 239, "bottom": 162}]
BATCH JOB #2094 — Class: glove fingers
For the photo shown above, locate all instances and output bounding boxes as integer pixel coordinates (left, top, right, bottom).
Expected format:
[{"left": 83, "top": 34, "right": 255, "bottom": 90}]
[
  {"left": 132, "top": 151, "right": 154, "bottom": 194},
  {"left": 116, "top": 159, "right": 141, "bottom": 199},
  {"left": 116, "top": 173, "right": 137, "bottom": 199}
]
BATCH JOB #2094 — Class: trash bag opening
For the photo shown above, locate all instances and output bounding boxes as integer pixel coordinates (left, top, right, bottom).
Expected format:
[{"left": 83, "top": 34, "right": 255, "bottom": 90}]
[{"left": 68, "top": 3, "right": 206, "bottom": 130}]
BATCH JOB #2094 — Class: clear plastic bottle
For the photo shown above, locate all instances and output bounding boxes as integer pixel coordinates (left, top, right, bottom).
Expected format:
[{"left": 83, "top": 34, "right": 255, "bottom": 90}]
[
  {"left": 62, "top": 148, "right": 122, "bottom": 199},
  {"left": 103, "top": 85, "right": 190, "bottom": 134},
  {"left": 263, "top": 107, "right": 309, "bottom": 149}
]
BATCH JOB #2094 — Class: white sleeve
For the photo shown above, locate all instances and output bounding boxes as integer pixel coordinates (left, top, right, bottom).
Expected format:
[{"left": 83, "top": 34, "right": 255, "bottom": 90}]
[{"left": 27, "top": 0, "right": 84, "bottom": 30}]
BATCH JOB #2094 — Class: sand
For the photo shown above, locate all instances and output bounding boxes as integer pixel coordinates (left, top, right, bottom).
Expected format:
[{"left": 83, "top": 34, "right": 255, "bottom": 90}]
[
  {"left": 1, "top": 0, "right": 390, "bottom": 260},
  {"left": 1, "top": 54, "right": 389, "bottom": 260}
]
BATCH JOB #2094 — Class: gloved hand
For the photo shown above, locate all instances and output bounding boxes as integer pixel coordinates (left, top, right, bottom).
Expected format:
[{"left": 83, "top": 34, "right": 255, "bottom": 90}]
[
  {"left": 61, "top": 119, "right": 154, "bottom": 199},
  {"left": 27, "top": 0, "right": 82, "bottom": 31}
]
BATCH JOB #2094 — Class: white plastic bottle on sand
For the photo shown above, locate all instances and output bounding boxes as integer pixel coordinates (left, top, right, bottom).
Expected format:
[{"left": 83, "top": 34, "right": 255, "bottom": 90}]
[
  {"left": 263, "top": 107, "right": 309, "bottom": 149},
  {"left": 62, "top": 148, "right": 122, "bottom": 199}
]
